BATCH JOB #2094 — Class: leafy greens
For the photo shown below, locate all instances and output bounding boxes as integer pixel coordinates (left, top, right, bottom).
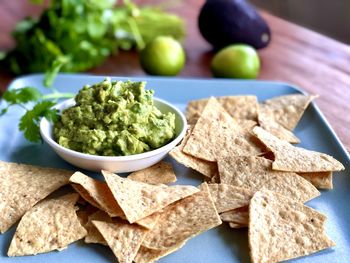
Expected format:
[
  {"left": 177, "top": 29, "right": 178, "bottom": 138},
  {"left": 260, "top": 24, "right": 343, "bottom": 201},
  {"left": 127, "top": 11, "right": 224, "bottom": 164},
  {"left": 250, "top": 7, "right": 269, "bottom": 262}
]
[{"left": 1, "top": 0, "right": 185, "bottom": 86}]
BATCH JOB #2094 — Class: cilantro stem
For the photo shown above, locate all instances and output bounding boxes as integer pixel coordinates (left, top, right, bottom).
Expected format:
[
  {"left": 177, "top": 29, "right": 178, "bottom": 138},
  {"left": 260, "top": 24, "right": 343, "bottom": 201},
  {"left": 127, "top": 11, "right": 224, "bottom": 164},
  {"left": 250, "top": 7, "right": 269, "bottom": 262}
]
[
  {"left": 42, "top": 92, "right": 75, "bottom": 100},
  {"left": 18, "top": 104, "right": 29, "bottom": 111},
  {"left": 127, "top": 18, "right": 145, "bottom": 50}
]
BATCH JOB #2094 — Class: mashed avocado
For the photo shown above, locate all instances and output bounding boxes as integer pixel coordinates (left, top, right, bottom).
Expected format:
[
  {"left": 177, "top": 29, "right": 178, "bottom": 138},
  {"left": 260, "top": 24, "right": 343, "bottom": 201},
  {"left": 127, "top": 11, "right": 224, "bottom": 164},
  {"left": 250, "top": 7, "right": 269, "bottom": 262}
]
[{"left": 54, "top": 79, "right": 176, "bottom": 156}]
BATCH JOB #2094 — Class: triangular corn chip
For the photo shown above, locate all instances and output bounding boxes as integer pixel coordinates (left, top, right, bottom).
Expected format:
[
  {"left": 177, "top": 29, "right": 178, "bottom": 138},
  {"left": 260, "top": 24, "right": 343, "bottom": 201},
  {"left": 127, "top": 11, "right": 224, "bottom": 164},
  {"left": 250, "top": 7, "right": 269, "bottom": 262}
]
[
  {"left": 142, "top": 183, "right": 221, "bottom": 250},
  {"left": 186, "top": 95, "right": 258, "bottom": 122},
  {"left": 76, "top": 205, "right": 98, "bottom": 227},
  {"left": 127, "top": 161, "right": 177, "bottom": 185},
  {"left": 102, "top": 170, "right": 199, "bottom": 223},
  {"left": 208, "top": 184, "right": 254, "bottom": 213},
  {"left": 85, "top": 210, "right": 112, "bottom": 245},
  {"left": 135, "top": 242, "right": 186, "bottom": 263},
  {"left": 132, "top": 212, "right": 161, "bottom": 230},
  {"left": 208, "top": 172, "right": 220, "bottom": 184},
  {"left": 70, "top": 172, "right": 124, "bottom": 217},
  {"left": 92, "top": 219, "right": 149, "bottom": 263},
  {"left": 299, "top": 172, "right": 333, "bottom": 190},
  {"left": 228, "top": 222, "right": 246, "bottom": 229},
  {"left": 253, "top": 127, "right": 345, "bottom": 172},
  {"left": 237, "top": 119, "right": 258, "bottom": 131},
  {"left": 220, "top": 206, "right": 249, "bottom": 227},
  {"left": 0, "top": 161, "right": 72, "bottom": 233},
  {"left": 261, "top": 94, "right": 316, "bottom": 130},
  {"left": 70, "top": 172, "right": 161, "bottom": 229},
  {"left": 249, "top": 191, "right": 335, "bottom": 263},
  {"left": 183, "top": 97, "right": 262, "bottom": 162},
  {"left": 258, "top": 105, "right": 300, "bottom": 143},
  {"left": 169, "top": 125, "right": 218, "bottom": 178},
  {"left": 218, "top": 156, "right": 320, "bottom": 202},
  {"left": 8, "top": 193, "right": 87, "bottom": 256}
]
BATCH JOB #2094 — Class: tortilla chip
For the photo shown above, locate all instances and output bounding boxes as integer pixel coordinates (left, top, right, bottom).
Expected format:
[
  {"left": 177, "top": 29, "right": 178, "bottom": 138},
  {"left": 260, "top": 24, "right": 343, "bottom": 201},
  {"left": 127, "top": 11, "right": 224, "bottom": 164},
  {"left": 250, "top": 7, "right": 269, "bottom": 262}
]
[
  {"left": 218, "top": 156, "right": 320, "bottom": 202},
  {"left": 299, "top": 172, "right": 333, "bottom": 190},
  {"left": 253, "top": 127, "right": 345, "bottom": 172},
  {"left": 183, "top": 97, "right": 262, "bottom": 162},
  {"left": 258, "top": 105, "right": 300, "bottom": 144},
  {"left": 128, "top": 162, "right": 177, "bottom": 185},
  {"left": 102, "top": 170, "right": 199, "bottom": 223},
  {"left": 261, "top": 94, "right": 316, "bottom": 130},
  {"left": 186, "top": 111, "right": 202, "bottom": 125},
  {"left": 228, "top": 222, "right": 246, "bottom": 229},
  {"left": 209, "top": 173, "right": 220, "bottom": 184},
  {"left": 92, "top": 219, "right": 149, "bottom": 263},
  {"left": 8, "top": 193, "right": 87, "bottom": 256},
  {"left": 132, "top": 212, "right": 161, "bottom": 230},
  {"left": 70, "top": 172, "right": 124, "bottom": 217},
  {"left": 85, "top": 210, "right": 112, "bottom": 245},
  {"left": 76, "top": 210, "right": 89, "bottom": 227},
  {"left": 76, "top": 204, "right": 99, "bottom": 226},
  {"left": 220, "top": 206, "right": 249, "bottom": 227},
  {"left": 249, "top": 190, "right": 335, "bottom": 263},
  {"left": 169, "top": 125, "right": 218, "bottom": 178},
  {"left": 237, "top": 119, "right": 258, "bottom": 131},
  {"left": 135, "top": 242, "right": 186, "bottom": 263},
  {"left": 142, "top": 183, "right": 222, "bottom": 250},
  {"left": 208, "top": 184, "right": 253, "bottom": 213},
  {"left": 186, "top": 96, "right": 258, "bottom": 122},
  {"left": 0, "top": 161, "right": 72, "bottom": 233}
]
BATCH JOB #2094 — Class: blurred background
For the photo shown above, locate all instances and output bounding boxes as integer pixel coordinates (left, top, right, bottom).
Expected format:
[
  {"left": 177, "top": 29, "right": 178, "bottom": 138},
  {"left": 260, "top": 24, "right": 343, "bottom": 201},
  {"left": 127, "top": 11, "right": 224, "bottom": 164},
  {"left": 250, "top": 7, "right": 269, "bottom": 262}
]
[{"left": 251, "top": 0, "right": 350, "bottom": 44}]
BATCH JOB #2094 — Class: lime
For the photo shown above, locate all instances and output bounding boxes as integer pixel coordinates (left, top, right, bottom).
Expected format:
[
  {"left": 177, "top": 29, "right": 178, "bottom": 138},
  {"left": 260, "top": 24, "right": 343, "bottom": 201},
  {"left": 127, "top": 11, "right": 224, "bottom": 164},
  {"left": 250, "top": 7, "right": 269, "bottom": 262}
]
[
  {"left": 140, "top": 36, "right": 186, "bottom": 76},
  {"left": 211, "top": 44, "right": 260, "bottom": 79}
]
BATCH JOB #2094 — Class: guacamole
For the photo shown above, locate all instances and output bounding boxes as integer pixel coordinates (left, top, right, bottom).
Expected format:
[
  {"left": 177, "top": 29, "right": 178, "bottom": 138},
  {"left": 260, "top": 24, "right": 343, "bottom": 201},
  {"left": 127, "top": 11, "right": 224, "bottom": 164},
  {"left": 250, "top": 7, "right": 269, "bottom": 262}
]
[{"left": 54, "top": 79, "right": 176, "bottom": 156}]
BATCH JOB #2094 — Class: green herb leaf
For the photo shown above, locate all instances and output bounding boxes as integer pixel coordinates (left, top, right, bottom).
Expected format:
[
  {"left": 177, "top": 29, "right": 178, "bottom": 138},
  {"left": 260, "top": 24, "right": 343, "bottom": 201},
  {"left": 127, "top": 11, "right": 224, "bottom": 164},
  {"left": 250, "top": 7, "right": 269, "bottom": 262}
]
[
  {"left": 3, "top": 87, "right": 42, "bottom": 104},
  {"left": 44, "top": 56, "right": 70, "bottom": 87},
  {"left": 0, "top": 108, "right": 8, "bottom": 116},
  {"left": 19, "top": 101, "right": 58, "bottom": 142},
  {"left": 2, "top": 0, "right": 185, "bottom": 85}
]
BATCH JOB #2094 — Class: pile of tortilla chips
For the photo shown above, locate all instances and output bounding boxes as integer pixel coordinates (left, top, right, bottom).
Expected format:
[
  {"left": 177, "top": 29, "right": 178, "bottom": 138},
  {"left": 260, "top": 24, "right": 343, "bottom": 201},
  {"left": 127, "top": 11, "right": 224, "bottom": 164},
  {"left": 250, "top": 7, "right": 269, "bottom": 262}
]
[
  {"left": 170, "top": 94, "right": 345, "bottom": 262},
  {"left": 0, "top": 161, "right": 222, "bottom": 263},
  {"left": 0, "top": 93, "right": 345, "bottom": 263}
]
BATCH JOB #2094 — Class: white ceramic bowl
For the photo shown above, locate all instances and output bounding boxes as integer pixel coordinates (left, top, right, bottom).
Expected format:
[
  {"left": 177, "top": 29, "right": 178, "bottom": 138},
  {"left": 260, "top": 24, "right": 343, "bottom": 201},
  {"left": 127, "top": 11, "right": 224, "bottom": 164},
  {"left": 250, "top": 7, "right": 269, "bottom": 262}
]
[{"left": 40, "top": 98, "right": 187, "bottom": 173}]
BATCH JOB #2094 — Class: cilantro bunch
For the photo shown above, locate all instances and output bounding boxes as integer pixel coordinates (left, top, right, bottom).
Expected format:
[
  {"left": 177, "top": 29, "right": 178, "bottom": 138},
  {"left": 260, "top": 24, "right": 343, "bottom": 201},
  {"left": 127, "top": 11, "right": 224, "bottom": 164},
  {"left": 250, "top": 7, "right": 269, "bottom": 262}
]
[
  {"left": 0, "top": 87, "right": 74, "bottom": 142},
  {"left": 1, "top": 0, "right": 185, "bottom": 86}
]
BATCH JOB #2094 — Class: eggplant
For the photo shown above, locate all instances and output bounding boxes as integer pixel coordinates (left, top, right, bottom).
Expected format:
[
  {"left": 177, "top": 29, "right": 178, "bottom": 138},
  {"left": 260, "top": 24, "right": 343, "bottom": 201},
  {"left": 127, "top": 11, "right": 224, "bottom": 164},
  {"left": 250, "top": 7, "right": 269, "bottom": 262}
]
[{"left": 198, "top": 0, "right": 271, "bottom": 49}]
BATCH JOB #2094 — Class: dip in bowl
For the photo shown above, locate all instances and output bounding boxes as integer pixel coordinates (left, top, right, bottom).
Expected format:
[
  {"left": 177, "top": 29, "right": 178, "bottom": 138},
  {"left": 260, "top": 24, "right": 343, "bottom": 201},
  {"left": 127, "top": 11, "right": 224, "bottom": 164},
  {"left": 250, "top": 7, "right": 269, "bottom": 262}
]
[{"left": 40, "top": 79, "right": 187, "bottom": 172}]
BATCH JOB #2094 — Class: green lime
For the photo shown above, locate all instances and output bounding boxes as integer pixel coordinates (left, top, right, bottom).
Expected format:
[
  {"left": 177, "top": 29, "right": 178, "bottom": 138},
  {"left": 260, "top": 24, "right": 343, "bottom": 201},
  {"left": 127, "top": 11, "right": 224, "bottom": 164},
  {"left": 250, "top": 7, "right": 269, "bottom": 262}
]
[
  {"left": 140, "top": 36, "right": 186, "bottom": 76},
  {"left": 211, "top": 44, "right": 260, "bottom": 79}
]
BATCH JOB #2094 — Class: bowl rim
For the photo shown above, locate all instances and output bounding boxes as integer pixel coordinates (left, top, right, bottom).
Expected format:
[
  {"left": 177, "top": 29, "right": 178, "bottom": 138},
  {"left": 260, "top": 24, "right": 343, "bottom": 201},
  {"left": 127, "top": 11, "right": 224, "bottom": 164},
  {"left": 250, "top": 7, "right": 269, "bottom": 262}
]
[{"left": 40, "top": 97, "right": 187, "bottom": 161}]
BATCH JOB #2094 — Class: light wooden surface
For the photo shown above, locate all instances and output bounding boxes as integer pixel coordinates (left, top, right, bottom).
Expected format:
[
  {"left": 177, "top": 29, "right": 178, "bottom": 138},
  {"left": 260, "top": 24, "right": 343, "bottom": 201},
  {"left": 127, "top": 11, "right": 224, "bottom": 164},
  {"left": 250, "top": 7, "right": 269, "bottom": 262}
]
[{"left": 0, "top": 0, "right": 349, "bottom": 152}]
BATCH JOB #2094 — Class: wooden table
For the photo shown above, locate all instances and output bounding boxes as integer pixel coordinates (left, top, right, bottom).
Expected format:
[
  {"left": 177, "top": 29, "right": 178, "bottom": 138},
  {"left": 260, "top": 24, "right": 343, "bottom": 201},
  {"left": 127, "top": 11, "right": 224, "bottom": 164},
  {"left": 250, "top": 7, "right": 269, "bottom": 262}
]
[{"left": 1, "top": 0, "right": 350, "bottom": 152}]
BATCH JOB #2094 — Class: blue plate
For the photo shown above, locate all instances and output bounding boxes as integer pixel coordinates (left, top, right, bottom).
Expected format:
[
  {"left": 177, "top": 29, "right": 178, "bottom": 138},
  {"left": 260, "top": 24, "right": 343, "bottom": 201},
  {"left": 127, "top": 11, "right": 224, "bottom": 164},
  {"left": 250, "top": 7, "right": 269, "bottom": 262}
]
[{"left": 0, "top": 74, "right": 349, "bottom": 263}]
